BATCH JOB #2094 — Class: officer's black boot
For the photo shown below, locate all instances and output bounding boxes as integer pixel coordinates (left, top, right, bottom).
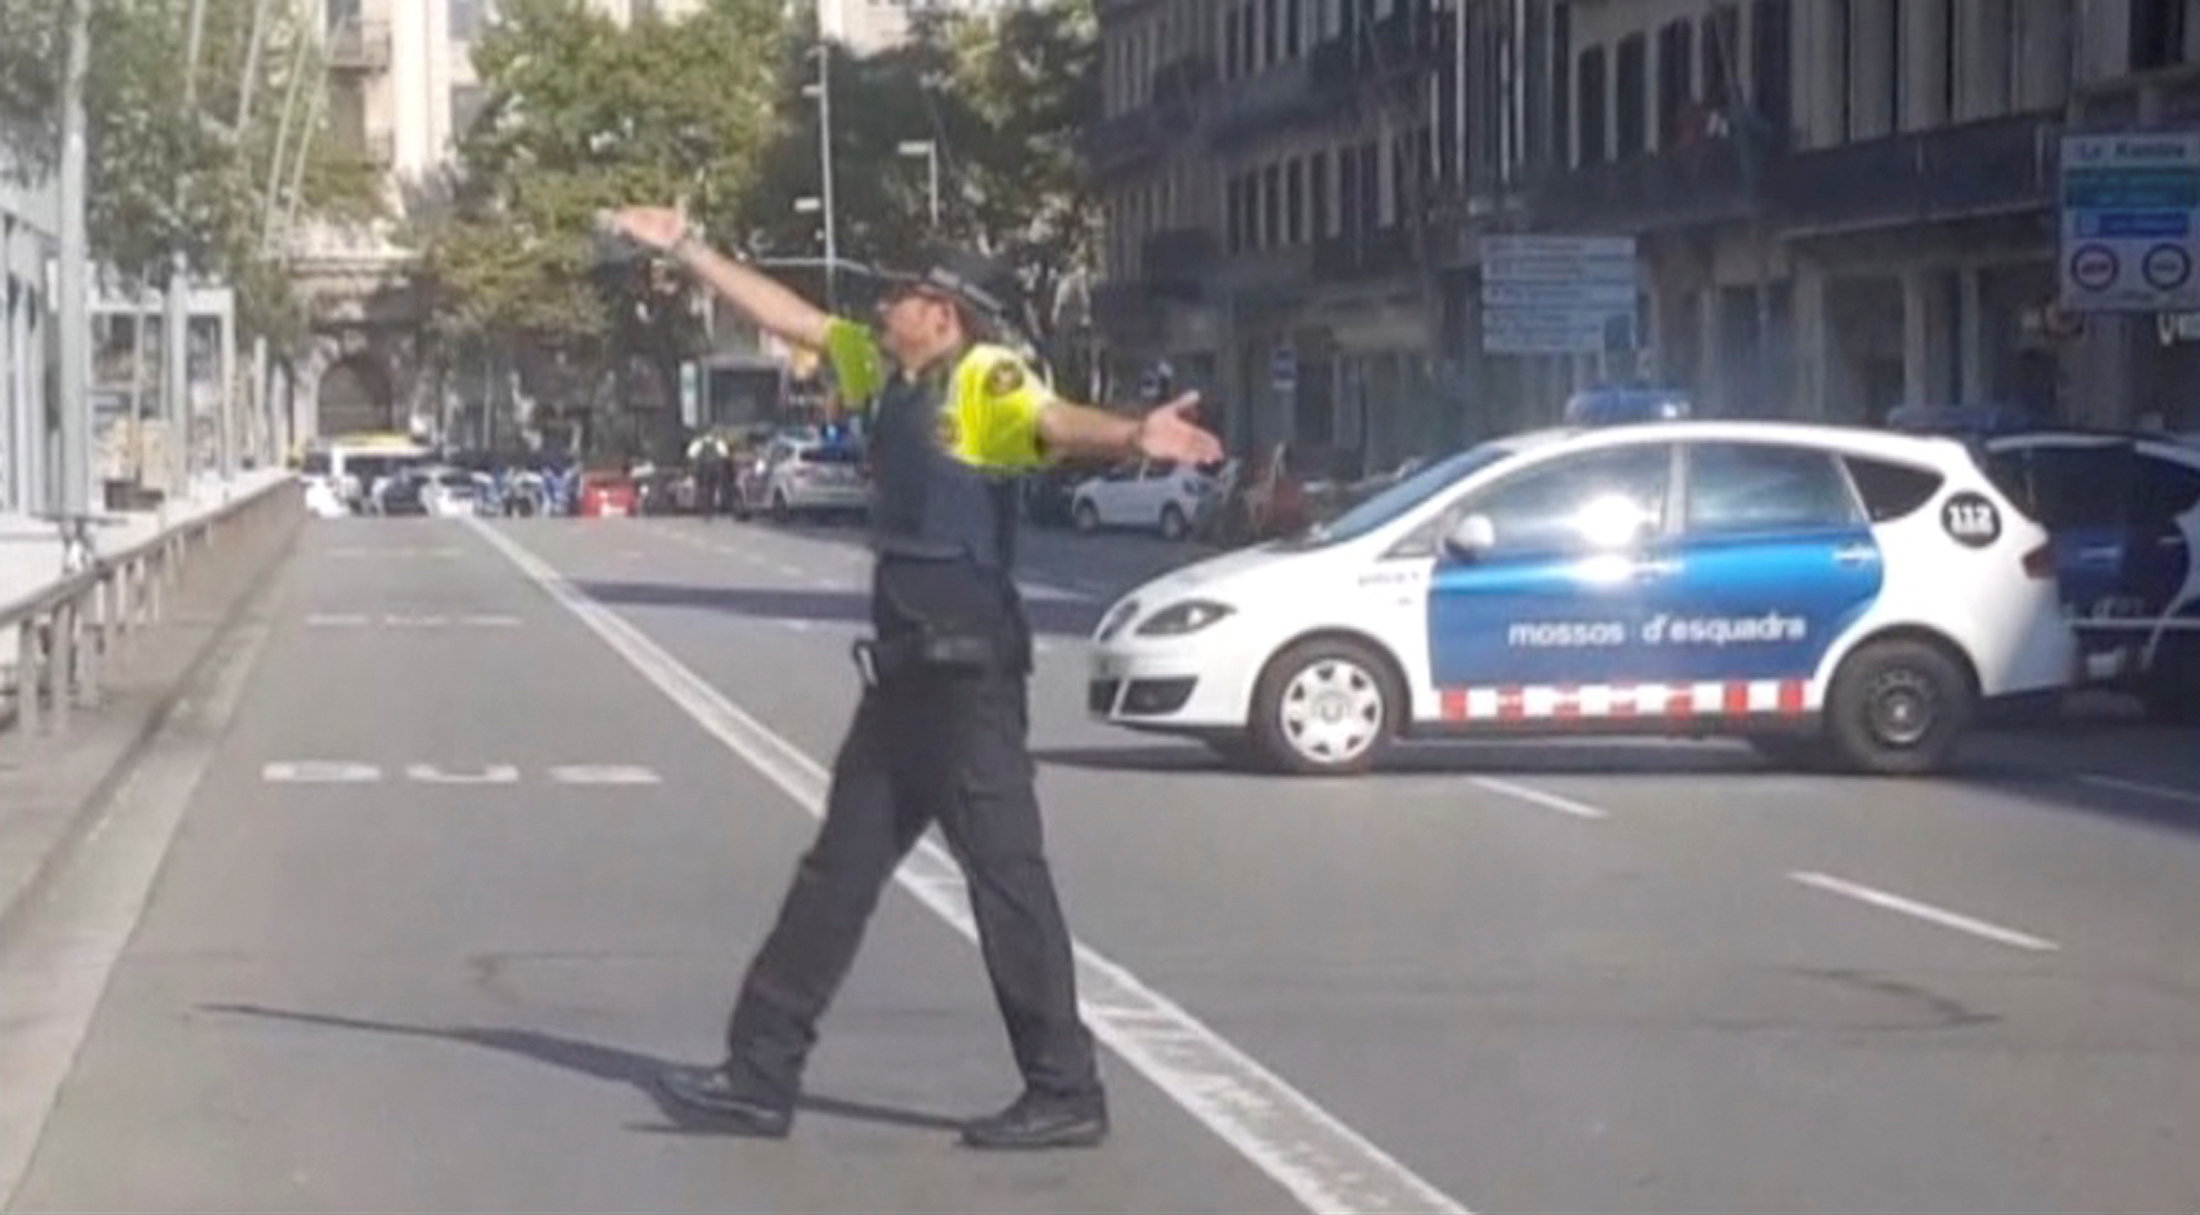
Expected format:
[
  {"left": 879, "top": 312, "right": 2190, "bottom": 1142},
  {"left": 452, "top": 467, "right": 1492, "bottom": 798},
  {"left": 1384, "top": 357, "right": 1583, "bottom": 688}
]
[
  {"left": 656, "top": 1064, "right": 795, "bottom": 1138},
  {"left": 960, "top": 1089, "right": 1109, "bottom": 1150}
]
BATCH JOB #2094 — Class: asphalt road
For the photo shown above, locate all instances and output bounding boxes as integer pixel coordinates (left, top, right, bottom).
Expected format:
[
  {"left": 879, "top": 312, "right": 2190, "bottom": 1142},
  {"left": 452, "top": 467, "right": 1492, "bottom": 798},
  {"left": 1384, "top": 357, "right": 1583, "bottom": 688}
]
[{"left": 6, "top": 512, "right": 2198, "bottom": 1213}]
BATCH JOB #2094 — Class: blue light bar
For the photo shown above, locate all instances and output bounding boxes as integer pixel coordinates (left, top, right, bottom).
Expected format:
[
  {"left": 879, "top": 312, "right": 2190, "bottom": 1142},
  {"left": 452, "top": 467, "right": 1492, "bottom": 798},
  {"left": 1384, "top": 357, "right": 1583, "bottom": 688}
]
[{"left": 1883, "top": 404, "right": 2032, "bottom": 437}]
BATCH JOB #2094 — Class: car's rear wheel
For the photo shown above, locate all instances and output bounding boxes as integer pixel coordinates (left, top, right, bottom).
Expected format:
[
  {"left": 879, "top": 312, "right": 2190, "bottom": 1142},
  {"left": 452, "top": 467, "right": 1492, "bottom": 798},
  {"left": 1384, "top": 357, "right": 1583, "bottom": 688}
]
[
  {"left": 1158, "top": 503, "right": 1189, "bottom": 541},
  {"left": 1073, "top": 500, "right": 1100, "bottom": 533},
  {"left": 1249, "top": 637, "right": 1400, "bottom": 775},
  {"left": 1824, "top": 638, "right": 1975, "bottom": 775}
]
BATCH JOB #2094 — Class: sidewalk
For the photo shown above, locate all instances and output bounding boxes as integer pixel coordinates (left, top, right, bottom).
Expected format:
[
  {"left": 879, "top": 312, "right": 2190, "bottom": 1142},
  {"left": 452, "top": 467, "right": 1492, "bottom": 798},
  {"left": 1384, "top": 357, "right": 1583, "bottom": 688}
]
[
  {"left": 0, "top": 472, "right": 300, "bottom": 930},
  {"left": 0, "top": 469, "right": 292, "bottom": 663}
]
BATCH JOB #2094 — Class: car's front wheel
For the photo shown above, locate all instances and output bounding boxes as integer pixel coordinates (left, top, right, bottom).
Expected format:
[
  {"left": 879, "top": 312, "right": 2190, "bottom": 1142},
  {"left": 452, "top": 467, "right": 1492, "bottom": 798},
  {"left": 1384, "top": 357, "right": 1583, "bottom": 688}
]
[
  {"left": 1073, "top": 500, "right": 1100, "bottom": 533},
  {"left": 1249, "top": 637, "right": 1401, "bottom": 775},
  {"left": 1824, "top": 638, "right": 1976, "bottom": 775}
]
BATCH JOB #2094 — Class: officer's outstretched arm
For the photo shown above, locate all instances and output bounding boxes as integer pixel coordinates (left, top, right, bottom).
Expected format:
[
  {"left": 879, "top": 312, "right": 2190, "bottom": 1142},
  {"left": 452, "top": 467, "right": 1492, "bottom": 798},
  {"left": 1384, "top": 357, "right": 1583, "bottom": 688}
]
[
  {"left": 1038, "top": 395, "right": 1224, "bottom": 467},
  {"left": 604, "top": 206, "right": 831, "bottom": 351}
]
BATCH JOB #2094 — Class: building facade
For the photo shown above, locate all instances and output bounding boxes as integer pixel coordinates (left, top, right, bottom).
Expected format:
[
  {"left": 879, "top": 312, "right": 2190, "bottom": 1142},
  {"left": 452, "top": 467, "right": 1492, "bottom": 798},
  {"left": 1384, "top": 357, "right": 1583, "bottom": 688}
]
[{"left": 1089, "top": 0, "right": 2200, "bottom": 470}]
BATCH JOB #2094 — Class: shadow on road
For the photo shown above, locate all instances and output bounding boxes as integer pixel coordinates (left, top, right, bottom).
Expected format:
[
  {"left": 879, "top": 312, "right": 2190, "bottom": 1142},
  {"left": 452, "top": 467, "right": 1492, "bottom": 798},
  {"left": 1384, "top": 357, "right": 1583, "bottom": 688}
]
[
  {"left": 573, "top": 579, "right": 1103, "bottom": 638},
  {"left": 1034, "top": 736, "right": 2200, "bottom": 837},
  {"left": 197, "top": 1003, "right": 965, "bottom": 1136}
]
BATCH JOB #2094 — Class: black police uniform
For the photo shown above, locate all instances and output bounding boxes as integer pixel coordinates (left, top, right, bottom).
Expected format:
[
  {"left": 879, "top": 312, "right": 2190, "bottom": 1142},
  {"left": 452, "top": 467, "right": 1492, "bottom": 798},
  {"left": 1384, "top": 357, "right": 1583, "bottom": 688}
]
[{"left": 661, "top": 270, "right": 1106, "bottom": 1150}]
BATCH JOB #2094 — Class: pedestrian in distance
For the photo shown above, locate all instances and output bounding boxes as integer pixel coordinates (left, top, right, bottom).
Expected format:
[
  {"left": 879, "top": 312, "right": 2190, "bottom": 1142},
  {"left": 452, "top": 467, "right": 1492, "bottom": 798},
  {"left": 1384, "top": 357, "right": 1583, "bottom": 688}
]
[{"left": 601, "top": 203, "right": 1224, "bottom": 1150}]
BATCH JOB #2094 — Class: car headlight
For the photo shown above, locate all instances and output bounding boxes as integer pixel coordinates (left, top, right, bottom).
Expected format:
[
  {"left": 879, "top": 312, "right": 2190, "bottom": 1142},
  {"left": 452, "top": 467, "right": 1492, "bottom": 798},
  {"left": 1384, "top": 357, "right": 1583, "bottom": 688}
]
[
  {"left": 1135, "top": 599, "right": 1235, "bottom": 636},
  {"left": 1096, "top": 598, "right": 1140, "bottom": 642}
]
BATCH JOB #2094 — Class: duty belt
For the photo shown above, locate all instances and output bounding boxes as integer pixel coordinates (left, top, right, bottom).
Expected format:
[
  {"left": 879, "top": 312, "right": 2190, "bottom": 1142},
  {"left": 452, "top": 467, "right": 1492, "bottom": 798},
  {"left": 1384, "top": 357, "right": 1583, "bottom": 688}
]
[{"left": 850, "top": 630, "right": 1023, "bottom": 688}]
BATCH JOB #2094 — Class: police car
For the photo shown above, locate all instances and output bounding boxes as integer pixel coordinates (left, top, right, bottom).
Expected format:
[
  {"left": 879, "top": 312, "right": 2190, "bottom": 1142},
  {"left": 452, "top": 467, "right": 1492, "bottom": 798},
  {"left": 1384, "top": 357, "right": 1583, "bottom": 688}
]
[
  {"left": 1087, "top": 403, "right": 2077, "bottom": 776},
  {"left": 1979, "top": 428, "right": 2199, "bottom": 722}
]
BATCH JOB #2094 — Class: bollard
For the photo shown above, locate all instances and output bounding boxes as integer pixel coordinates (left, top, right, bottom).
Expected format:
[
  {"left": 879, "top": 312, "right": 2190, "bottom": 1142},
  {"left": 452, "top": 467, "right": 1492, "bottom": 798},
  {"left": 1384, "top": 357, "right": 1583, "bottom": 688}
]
[
  {"left": 20, "top": 619, "right": 44, "bottom": 735},
  {"left": 50, "top": 603, "right": 75, "bottom": 734}
]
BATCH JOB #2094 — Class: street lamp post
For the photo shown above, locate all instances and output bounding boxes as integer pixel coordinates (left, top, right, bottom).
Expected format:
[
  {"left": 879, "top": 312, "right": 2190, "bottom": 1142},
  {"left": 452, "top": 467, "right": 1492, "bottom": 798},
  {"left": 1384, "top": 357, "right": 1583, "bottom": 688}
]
[
  {"left": 897, "top": 140, "right": 940, "bottom": 230},
  {"left": 801, "top": 39, "right": 838, "bottom": 312}
]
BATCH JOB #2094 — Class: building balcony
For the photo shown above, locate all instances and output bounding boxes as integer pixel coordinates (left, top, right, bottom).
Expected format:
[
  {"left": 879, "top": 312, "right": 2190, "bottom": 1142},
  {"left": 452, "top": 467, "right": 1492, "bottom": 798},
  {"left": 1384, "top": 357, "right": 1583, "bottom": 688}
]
[
  {"left": 326, "top": 17, "right": 391, "bottom": 72},
  {"left": 1524, "top": 134, "right": 1770, "bottom": 234},
  {"left": 1312, "top": 228, "right": 1414, "bottom": 281},
  {"left": 1150, "top": 52, "right": 1216, "bottom": 106},
  {"left": 1775, "top": 112, "right": 2060, "bottom": 233},
  {"left": 1091, "top": 280, "right": 1165, "bottom": 347},
  {"left": 1206, "top": 57, "right": 1321, "bottom": 153},
  {"left": 1081, "top": 103, "right": 1180, "bottom": 175},
  {"left": 1141, "top": 226, "right": 1219, "bottom": 300}
]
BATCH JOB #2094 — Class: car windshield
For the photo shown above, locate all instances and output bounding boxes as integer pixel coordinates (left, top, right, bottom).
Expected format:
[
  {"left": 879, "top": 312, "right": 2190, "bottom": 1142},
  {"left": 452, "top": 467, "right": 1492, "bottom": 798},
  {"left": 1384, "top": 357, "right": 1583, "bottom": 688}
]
[{"left": 1275, "top": 442, "right": 1517, "bottom": 549}]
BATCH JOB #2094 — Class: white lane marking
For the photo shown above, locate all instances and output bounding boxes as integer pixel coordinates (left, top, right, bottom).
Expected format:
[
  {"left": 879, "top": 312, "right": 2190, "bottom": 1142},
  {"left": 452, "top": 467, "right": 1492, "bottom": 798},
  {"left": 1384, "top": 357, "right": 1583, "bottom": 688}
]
[
  {"left": 382, "top": 614, "right": 451, "bottom": 628},
  {"left": 776, "top": 618, "right": 813, "bottom": 632},
  {"left": 771, "top": 560, "right": 806, "bottom": 578},
  {"left": 1468, "top": 776, "right": 1610, "bottom": 821},
  {"left": 1788, "top": 871, "right": 2060, "bottom": 953},
  {"left": 405, "top": 763, "right": 521, "bottom": 785},
  {"left": 305, "top": 613, "right": 370, "bottom": 627},
  {"left": 467, "top": 516, "right": 1468, "bottom": 1215},
  {"left": 459, "top": 614, "right": 524, "bottom": 627},
  {"left": 263, "top": 761, "right": 383, "bottom": 784},
  {"left": 2076, "top": 773, "right": 2200, "bottom": 807},
  {"left": 548, "top": 765, "right": 663, "bottom": 786}
]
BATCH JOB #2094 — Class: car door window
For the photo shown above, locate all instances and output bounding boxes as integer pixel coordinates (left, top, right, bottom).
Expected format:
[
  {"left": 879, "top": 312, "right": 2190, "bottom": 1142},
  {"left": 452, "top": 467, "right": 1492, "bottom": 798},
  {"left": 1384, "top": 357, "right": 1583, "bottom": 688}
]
[
  {"left": 1684, "top": 442, "right": 1863, "bottom": 536},
  {"left": 2027, "top": 443, "right": 2135, "bottom": 528},
  {"left": 1458, "top": 444, "right": 1672, "bottom": 558},
  {"left": 2133, "top": 452, "right": 2200, "bottom": 527},
  {"left": 1843, "top": 455, "right": 1947, "bottom": 522}
]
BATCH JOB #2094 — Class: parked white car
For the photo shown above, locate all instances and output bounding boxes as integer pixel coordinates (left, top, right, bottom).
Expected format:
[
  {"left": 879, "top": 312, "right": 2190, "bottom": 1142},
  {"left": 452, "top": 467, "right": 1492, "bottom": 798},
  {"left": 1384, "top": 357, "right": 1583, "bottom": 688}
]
[
  {"left": 1070, "top": 460, "right": 1219, "bottom": 540},
  {"left": 742, "top": 435, "right": 869, "bottom": 521}
]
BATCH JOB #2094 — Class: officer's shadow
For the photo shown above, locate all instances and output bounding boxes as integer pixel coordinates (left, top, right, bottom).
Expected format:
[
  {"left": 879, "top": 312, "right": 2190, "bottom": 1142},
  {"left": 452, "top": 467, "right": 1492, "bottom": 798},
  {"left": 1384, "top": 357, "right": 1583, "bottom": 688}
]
[{"left": 198, "top": 1002, "right": 965, "bottom": 1137}]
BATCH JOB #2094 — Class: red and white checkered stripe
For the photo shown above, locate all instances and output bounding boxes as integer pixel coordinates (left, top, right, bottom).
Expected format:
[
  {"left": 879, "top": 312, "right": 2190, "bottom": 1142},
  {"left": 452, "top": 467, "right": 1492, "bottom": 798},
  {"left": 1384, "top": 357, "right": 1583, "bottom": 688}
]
[{"left": 1436, "top": 680, "right": 1814, "bottom": 723}]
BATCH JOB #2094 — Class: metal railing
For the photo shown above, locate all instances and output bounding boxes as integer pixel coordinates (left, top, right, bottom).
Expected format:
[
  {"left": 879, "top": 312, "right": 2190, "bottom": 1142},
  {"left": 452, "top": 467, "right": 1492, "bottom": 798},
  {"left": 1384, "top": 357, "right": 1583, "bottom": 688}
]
[{"left": 0, "top": 478, "right": 297, "bottom": 739}]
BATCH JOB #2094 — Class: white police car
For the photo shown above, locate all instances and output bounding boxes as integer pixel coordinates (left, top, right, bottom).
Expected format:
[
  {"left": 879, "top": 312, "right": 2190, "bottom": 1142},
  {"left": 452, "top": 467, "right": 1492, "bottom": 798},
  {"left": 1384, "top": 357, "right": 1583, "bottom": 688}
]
[
  {"left": 1087, "top": 414, "right": 2076, "bottom": 776},
  {"left": 1977, "top": 428, "right": 2200, "bottom": 722}
]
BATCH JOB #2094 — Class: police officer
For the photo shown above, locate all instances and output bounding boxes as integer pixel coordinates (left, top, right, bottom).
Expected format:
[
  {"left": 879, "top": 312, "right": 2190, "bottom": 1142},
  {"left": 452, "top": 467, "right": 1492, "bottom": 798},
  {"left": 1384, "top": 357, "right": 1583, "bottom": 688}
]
[{"left": 603, "top": 205, "right": 1222, "bottom": 1150}]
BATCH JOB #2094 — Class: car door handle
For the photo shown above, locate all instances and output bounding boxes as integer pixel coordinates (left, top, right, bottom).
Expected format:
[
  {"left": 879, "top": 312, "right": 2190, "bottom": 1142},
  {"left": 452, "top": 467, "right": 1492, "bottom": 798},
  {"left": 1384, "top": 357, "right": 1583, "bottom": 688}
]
[
  {"left": 2159, "top": 535, "right": 2187, "bottom": 549},
  {"left": 1833, "top": 544, "right": 1879, "bottom": 567},
  {"left": 2078, "top": 545, "right": 2122, "bottom": 563}
]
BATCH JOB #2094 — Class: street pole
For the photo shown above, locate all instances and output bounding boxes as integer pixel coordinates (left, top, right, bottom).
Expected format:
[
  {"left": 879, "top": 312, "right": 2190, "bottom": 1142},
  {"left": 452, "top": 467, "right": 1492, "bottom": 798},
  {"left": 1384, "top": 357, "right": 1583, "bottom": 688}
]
[
  {"left": 817, "top": 36, "right": 839, "bottom": 312},
  {"left": 165, "top": 0, "right": 213, "bottom": 503},
  {"left": 262, "top": 19, "right": 312, "bottom": 249},
  {"left": 55, "top": 0, "right": 93, "bottom": 566},
  {"left": 927, "top": 144, "right": 939, "bottom": 229}
]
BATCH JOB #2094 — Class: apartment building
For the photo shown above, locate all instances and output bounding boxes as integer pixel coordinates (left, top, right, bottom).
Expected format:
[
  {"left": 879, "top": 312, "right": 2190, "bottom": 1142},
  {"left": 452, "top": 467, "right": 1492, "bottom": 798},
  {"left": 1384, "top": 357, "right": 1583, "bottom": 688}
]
[
  {"left": 1089, "top": 0, "right": 2200, "bottom": 460},
  {"left": 1092, "top": 0, "right": 1465, "bottom": 465}
]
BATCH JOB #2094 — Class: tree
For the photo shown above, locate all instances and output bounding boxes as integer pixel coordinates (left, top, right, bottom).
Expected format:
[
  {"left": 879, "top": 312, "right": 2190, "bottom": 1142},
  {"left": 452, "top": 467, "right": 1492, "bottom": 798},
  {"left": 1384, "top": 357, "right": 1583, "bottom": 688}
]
[
  {"left": 727, "top": 1, "right": 1100, "bottom": 375},
  {"left": 2, "top": 0, "right": 377, "bottom": 347},
  {"left": 415, "top": 0, "right": 784, "bottom": 458}
]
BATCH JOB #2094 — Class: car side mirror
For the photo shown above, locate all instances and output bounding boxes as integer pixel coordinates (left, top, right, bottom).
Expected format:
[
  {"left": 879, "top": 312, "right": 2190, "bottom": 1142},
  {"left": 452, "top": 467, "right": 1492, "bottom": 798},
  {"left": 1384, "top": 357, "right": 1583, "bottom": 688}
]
[{"left": 1443, "top": 513, "right": 1497, "bottom": 560}]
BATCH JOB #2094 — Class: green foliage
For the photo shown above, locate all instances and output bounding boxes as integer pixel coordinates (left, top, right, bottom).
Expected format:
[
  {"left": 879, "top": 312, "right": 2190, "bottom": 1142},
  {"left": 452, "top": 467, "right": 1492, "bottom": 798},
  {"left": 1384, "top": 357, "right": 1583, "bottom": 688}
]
[
  {"left": 417, "top": 0, "right": 784, "bottom": 377},
  {"left": 727, "top": 0, "right": 1099, "bottom": 361},
  {"left": 0, "top": 0, "right": 380, "bottom": 352}
]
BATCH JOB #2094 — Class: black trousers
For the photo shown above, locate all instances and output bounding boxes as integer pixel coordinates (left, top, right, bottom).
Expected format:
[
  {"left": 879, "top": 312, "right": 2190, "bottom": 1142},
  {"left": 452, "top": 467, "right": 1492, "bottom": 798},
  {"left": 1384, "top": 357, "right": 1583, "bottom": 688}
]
[{"left": 720, "top": 562, "right": 1100, "bottom": 1108}]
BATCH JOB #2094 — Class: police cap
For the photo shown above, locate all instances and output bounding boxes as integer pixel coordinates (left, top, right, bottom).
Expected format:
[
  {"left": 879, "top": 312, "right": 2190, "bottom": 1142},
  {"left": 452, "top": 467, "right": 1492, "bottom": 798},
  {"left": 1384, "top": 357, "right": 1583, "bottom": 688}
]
[{"left": 873, "top": 247, "right": 1021, "bottom": 331}]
